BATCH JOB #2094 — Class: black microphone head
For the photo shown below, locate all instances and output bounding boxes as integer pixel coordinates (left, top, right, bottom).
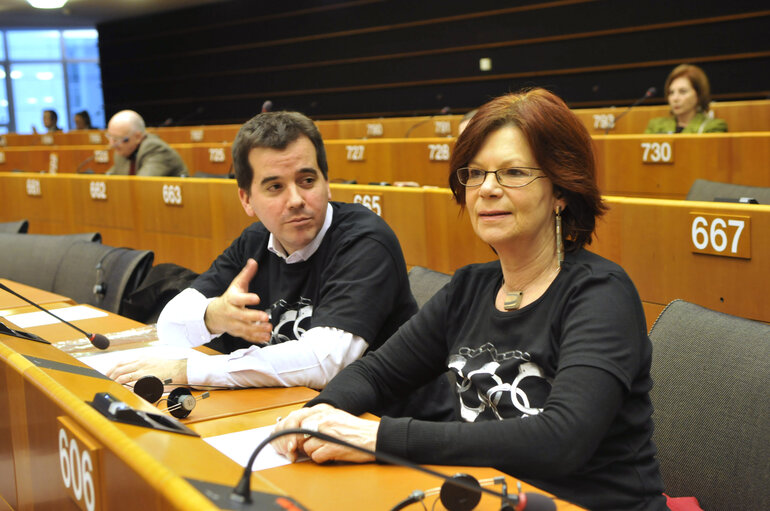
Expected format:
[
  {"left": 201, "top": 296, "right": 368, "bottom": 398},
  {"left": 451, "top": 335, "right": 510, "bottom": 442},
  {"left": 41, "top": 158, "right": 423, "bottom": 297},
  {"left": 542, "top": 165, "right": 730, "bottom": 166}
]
[
  {"left": 440, "top": 473, "right": 481, "bottom": 511},
  {"left": 133, "top": 375, "right": 164, "bottom": 403},
  {"left": 261, "top": 100, "right": 273, "bottom": 113},
  {"left": 646, "top": 86, "right": 657, "bottom": 97},
  {"left": 89, "top": 333, "right": 110, "bottom": 350},
  {"left": 519, "top": 492, "right": 557, "bottom": 511}
]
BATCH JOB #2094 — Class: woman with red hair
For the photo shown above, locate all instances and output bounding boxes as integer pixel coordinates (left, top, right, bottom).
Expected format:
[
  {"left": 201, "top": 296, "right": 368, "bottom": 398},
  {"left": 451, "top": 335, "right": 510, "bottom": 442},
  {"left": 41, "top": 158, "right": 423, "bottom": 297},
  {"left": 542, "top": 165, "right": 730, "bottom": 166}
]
[{"left": 275, "top": 89, "right": 667, "bottom": 511}]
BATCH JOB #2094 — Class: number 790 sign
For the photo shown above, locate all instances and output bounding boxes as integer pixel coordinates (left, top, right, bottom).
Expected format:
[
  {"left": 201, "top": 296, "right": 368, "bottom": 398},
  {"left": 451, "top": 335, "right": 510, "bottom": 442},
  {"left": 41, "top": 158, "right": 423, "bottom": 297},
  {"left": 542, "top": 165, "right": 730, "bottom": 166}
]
[{"left": 690, "top": 213, "right": 751, "bottom": 259}]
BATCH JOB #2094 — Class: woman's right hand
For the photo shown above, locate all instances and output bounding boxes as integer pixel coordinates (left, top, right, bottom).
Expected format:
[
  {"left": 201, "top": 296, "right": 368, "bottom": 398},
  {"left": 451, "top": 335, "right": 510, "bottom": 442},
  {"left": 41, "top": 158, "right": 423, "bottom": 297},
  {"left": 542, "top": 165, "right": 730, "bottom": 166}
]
[{"left": 271, "top": 404, "right": 335, "bottom": 462}]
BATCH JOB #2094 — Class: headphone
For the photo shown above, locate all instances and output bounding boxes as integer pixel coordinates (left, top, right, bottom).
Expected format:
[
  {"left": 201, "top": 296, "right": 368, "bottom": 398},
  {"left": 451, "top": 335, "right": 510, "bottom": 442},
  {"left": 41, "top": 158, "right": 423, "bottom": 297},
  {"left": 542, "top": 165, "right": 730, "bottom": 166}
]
[
  {"left": 132, "top": 375, "right": 210, "bottom": 419},
  {"left": 93, "top": 247, "right": 124, "bottom": 301}
]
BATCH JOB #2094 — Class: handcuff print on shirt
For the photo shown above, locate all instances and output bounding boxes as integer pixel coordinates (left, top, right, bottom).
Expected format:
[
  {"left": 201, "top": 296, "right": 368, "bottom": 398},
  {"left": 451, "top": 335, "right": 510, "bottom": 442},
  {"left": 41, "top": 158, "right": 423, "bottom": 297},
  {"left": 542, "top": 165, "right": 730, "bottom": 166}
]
[
  {"left": 448, "top": 342, "right": 552, "bottom": 422},
  {"left": 266, "top": 298, "right": 313, "bottom": 344}
]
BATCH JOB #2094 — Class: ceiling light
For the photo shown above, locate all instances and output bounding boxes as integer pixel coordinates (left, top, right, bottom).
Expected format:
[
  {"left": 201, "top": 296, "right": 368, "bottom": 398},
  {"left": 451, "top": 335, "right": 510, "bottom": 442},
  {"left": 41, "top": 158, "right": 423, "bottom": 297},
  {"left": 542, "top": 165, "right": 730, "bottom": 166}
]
[{"left": 27, "top": 0, "right": 68, "bottom": 9}]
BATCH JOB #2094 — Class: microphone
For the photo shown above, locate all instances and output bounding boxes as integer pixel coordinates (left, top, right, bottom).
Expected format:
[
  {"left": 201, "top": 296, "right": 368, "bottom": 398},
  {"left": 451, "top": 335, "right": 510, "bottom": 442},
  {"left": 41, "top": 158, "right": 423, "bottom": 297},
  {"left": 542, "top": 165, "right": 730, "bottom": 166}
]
[
  {"left": 261, "top": 100, "right": 273, "bottom": 113},
  {"left": 231, "top": 428, "right": 555, "bottom": 511},
  {"left": 0, "top": 282, "right": 110, "bottom": 350},
  {"left": 605, "top": 86, "right": 657, "bottom": 134},
  {"left": 76, "top": 155, "right": 95, "bottom": 174},
  {"left": 405, "top": 106, "right": 454, "bottom": 137},
  {"left": 161, "top": 106, "right": 205, "bottom": 127}
]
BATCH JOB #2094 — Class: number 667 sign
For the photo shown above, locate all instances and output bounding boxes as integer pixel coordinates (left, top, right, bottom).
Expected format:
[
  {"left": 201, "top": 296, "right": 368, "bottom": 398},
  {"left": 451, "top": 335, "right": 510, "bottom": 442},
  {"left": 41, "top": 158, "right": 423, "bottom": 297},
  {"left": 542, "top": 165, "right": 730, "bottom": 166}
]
[{"left": 690, "top": 213, "right": 751, "bottom": 259}]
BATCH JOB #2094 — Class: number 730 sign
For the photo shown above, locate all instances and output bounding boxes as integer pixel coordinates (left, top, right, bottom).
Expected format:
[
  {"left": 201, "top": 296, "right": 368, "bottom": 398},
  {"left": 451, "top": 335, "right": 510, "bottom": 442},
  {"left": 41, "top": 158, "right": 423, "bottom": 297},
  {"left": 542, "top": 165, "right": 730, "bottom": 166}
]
[{"left": 690, "top": 213, "right": 751, "bottom": 259}]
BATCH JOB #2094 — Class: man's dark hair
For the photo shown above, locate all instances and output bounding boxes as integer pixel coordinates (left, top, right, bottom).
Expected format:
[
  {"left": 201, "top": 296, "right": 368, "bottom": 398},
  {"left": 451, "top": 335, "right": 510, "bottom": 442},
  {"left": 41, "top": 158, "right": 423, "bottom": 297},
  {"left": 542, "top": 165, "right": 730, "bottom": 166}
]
[
  {"left": 232, "top": 111, "right": 328, "bottom": 192},
  {"left": 44, "top": 109, "right": 58, "bottom": 123}
]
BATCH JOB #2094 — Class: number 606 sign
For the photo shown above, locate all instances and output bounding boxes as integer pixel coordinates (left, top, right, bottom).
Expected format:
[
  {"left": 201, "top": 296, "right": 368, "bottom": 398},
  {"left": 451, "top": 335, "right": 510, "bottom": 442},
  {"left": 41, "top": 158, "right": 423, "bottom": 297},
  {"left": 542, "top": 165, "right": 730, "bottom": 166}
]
[
  {"left": 58, "top": 417, "right": 102, "bottom": 511},
  {"left": 690, "top": 213, "right": 751, "bottom": 259}
]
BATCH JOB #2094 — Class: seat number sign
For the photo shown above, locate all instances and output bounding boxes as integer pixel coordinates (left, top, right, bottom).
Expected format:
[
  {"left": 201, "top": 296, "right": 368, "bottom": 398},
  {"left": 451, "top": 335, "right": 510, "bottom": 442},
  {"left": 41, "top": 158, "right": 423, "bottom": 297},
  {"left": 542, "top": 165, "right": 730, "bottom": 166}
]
[
  {"left": 690, "top": 213, "right": 750, "bottom": 259},
  {"left": 58, "top": 416, "right": 102, "bottom": 511}
]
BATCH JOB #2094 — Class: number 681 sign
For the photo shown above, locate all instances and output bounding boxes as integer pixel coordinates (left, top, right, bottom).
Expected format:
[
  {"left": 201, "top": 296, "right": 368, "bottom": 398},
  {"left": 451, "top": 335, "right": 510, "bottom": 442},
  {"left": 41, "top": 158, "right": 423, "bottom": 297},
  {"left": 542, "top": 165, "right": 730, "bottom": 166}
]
[{"left": 690, "top": 213, "right": 751, "bottom": 259}]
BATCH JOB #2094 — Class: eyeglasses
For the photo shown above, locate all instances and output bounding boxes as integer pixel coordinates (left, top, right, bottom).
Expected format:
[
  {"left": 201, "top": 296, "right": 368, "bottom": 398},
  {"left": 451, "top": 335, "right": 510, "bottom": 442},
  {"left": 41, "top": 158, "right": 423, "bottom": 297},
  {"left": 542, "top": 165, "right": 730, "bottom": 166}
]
[
  {"left": 105, "top": 134, "right": 131, "bottom": 146},
  {"left": 455, "top": 166, "right": 545, "bottom": 188}
]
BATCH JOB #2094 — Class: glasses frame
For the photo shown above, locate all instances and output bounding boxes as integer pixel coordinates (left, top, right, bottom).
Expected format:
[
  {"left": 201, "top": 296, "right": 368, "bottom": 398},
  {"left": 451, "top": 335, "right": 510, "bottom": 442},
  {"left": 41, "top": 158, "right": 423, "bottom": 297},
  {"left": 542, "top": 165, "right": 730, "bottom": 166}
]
[
  {"left": 105, "top": 134, "right": 131, "bottom": 146},
  {"left": 455, "top": 166, "right": 546, "bottom": 188}
]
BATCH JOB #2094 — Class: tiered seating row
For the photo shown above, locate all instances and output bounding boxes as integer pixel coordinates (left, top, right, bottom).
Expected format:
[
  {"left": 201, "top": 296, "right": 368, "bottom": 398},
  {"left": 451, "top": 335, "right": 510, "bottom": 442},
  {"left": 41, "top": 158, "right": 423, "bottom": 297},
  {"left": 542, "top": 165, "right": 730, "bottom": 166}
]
[
  {"left": 1, "top": 99, "right": 768, "bottom": 148},
  {"left": 2, "top": 133, "right": 768, "bottom": 199},
  {"left": 1, "top": 174, "right": 767, "bottom": 327}
]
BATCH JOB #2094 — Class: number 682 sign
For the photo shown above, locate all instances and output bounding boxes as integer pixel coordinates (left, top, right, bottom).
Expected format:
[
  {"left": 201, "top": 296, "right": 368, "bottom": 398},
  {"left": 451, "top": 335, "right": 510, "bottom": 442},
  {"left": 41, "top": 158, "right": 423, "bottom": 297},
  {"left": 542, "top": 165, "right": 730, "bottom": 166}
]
[{"left": 690, "top": 213, "right": 751, "bottom": 259}]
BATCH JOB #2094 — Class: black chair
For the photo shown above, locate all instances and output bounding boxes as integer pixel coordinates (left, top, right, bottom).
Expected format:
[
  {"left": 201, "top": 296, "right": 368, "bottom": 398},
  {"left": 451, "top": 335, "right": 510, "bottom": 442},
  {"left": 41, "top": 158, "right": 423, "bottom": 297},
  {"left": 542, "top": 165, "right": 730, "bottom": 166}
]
[
  {"left": 0, "top": 232, "right": 102, "bottom": 291},
  {"left": 648, "top": 300, "right": 770, "bottom": 509},
  {"left": 0, "top": 219, "right": 29, "bottom": 233},
  {"left": 686, "top": 178, "right": 770, "bottom": 204},
  {"left": 407, "top": 266, "right": 451, "bottom": 308},
  {"left": 51, "top": 242, "right": 154, "bottom": 315}
]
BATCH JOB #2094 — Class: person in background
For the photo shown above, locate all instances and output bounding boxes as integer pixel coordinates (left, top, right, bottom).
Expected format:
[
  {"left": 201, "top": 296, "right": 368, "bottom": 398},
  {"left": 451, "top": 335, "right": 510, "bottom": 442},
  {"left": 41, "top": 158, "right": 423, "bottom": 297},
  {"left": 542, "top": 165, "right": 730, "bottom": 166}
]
[
  {"left": 73, "top": 110, "right": 93, "bottom": 130},
  {"left": 273, "top": 89, "right": 667, "bottom": 511},
  {"left": 104, "top": 110, "right": 188, "bottom": 177},
  {"left": 645, "top": 64, "right": 727, "bottom": 134},
  {"left": 33, "top": 109, "right": 62, "bottom": 133}
]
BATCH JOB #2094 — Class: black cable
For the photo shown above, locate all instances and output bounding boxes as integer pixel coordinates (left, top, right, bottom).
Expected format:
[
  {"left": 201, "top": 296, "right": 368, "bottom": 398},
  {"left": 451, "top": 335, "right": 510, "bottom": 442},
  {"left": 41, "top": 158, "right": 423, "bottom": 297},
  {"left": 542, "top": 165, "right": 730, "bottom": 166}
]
[{"left": 230, "top": 427, "right": 520, "bottom": 508}]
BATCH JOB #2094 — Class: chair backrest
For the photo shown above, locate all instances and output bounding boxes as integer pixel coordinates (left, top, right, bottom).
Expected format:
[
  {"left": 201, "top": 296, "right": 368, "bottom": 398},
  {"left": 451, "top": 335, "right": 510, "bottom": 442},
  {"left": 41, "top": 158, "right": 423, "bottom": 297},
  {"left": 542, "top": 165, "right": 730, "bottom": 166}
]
[
  {"left": 0, "top": 219, "right": 29, "bottom": 233},
  {"left": 0, "top": 232, "right": 102, "bottom": 291},
  {"left": 648, "top": 300, "right": 770, "bottom": 509},
  {"left": 407, "top": 266, "right": 451, "bottom": 308},
  {"left": 120, "top": 263, "right": 199, "bottom": 323},
  {"left": 686, "top": 178, "right": 770, "bottom": 204},
  {"left": 51, "top": 242, "right": 154, "bottom": 314}
]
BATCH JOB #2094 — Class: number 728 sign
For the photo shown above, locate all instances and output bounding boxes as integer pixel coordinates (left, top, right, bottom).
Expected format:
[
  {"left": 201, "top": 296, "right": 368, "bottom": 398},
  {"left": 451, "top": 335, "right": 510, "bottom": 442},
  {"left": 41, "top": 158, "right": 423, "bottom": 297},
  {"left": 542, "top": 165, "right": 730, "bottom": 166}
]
[{"left": 690, "top": 213, "right": 751, "bottom": 259}]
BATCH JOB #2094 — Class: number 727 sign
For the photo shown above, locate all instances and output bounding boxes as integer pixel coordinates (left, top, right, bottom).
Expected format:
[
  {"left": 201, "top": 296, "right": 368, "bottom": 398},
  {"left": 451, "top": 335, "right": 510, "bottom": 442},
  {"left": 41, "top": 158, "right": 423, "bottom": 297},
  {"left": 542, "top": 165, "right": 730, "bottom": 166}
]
[{"left": 690, "top": 213, "right": 751, "bottom": 259}]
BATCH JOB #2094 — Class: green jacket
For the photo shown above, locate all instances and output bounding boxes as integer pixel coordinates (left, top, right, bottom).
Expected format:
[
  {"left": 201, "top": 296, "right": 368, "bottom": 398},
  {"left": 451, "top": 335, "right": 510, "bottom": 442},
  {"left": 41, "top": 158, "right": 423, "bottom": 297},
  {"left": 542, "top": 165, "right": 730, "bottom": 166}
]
[{"left": 645, "top": 112, "right": 727, "bottom": 134}]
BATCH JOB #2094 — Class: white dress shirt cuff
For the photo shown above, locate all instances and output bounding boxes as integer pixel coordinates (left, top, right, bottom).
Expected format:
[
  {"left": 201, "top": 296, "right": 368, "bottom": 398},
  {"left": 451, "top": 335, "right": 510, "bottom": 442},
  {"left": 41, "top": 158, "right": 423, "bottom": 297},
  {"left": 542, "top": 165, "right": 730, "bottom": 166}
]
[{"left": 156, "top": 287, "right": 220, "bottom": 348}]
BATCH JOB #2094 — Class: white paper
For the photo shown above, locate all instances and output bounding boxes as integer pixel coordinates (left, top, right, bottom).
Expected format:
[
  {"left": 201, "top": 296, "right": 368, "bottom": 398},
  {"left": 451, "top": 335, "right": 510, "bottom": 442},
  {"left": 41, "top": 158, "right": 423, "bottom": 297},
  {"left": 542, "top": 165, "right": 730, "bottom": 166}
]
[
  {"left": 77, "top": 345, "right": 208, "bottom": 375},
  {"left": 3, "top": 305, "right": 108, "bottom": 328},
  {"left": 204, "top": 424, "right": 307, "bottom": 471}
]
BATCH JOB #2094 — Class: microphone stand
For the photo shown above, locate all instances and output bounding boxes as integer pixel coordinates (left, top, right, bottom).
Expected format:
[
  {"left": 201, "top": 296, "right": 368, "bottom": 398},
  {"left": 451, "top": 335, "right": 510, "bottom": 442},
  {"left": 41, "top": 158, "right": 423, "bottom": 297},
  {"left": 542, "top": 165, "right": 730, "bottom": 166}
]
[
  {"left": 0, "top": 282, "right": 110, "bottom": 349},
  {"left": 604, "top": 88, "right": 656, "bottom": 134},
  {"left": 230, "top": 428, "right": 525, "bottom": 509}
]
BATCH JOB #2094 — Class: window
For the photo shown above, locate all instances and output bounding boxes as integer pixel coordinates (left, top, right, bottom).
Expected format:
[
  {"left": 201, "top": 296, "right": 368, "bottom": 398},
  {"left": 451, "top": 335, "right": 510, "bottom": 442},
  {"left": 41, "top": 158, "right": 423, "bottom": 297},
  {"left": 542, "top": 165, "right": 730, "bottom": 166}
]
[{"left": 0, "top": 29, "right": 104, "bottom": 133}]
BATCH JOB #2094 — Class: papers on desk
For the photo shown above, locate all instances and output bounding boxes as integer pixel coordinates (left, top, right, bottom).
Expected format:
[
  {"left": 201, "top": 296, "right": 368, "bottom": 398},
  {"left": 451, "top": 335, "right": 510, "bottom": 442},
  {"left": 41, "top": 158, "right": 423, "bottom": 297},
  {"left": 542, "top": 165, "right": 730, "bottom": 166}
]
[
  {"left": 2, "top": 304, "right": 107, "bottom": 328},
  {"left": 204, "top": 425, "right": 307, "bottom": 471},
  {"left": 77, "top": 344, "right": 209, "bottom": 375}
]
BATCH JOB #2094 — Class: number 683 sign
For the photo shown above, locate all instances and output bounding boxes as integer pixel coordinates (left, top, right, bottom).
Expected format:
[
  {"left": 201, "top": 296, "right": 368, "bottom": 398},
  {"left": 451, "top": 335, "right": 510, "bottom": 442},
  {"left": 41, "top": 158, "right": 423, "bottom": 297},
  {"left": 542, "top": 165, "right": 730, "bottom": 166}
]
[{"left": 690, "top": 213, "right": 751, "bottom": 259}]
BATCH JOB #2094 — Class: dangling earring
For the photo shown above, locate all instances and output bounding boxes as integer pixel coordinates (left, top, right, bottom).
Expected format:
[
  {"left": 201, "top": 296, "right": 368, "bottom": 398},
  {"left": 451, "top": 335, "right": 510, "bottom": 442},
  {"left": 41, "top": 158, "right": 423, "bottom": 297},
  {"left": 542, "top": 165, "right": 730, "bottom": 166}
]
[{"left": 555, "top": 206, "right": 563, "bottom": 267}]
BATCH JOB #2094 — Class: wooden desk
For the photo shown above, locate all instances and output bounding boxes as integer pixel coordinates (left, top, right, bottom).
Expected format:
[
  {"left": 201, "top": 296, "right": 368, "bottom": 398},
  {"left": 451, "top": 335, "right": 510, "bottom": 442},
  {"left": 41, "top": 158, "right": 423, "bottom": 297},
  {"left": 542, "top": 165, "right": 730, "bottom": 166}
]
[
  {"left": 5, "top": 132, "right": 769, "bottom": 201},
  {"left": 0, "top": 292, "right": 584, "bottom": 510},
  {"left": 3, "top": 175, "right": 766, "bottom": 327},
  {"left": 0, "top": 302, "right": 145, "bottom": 343},
  {"left": 592, "top": 132, "right": 770, "bottom": 199},
  {"left": 573, "top": 99, "right": 770, "bottom": 135},
  {"left": 0, "top": 279, "right": 75, "bottom": 311},
  {"left": 190, "top": 406, "right": 585, "bottom": 511},
  {"left": 0, "top": 332, "right": 299, "bottom": 511}
]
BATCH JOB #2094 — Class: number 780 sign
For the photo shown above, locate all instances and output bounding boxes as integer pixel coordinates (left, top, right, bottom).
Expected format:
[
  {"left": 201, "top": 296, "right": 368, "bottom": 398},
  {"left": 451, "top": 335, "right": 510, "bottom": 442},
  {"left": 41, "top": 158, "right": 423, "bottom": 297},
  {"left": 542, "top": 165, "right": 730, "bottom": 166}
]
[{"left": 690, "top": 213, "right": 751, "bottom": 259}]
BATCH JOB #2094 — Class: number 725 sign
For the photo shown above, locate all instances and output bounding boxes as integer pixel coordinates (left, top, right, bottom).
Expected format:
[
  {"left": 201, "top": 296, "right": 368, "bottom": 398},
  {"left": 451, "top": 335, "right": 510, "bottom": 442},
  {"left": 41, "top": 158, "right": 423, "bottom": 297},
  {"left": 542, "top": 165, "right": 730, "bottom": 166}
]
[{"left": 690, "top": 213, "right": 751, "bottom": 259}]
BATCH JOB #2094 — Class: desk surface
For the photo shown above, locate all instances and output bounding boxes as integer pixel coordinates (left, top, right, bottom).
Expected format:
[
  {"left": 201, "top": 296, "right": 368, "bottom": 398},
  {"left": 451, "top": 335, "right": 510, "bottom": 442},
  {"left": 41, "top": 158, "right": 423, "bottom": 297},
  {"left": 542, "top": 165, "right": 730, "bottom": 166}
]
[
  {"left": 0, "top": 278, "right": 75, "bottom": 311},
  {"left": 0, "top": 286, "right": 586, "bottom": 510}
]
